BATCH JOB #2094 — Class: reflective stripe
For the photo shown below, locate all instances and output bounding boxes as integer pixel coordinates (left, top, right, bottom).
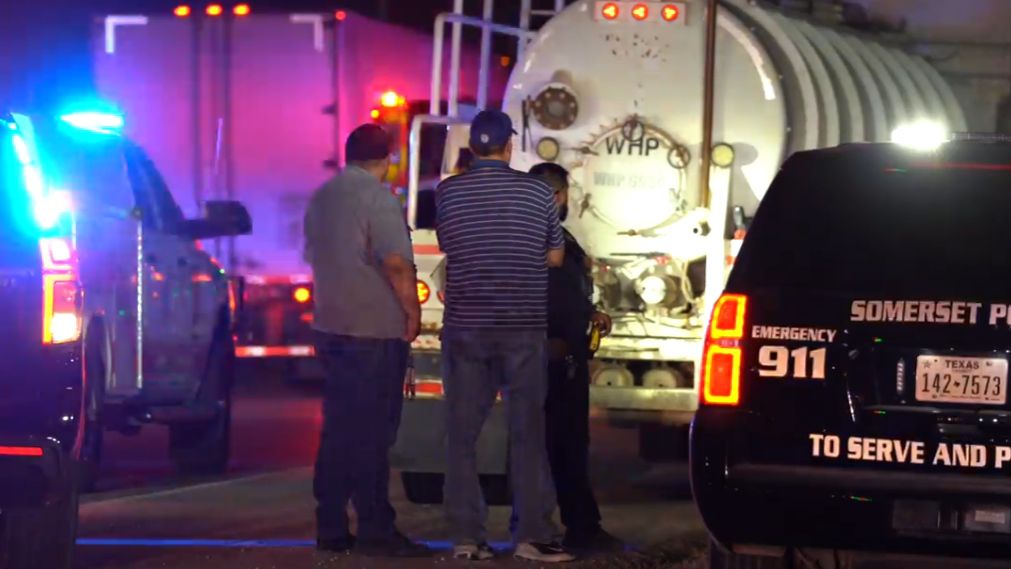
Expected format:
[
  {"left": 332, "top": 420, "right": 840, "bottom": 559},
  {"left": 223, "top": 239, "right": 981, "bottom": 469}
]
[
  {"left": 413, "top": 244, "right": 443, "bottom": 255},
  {"left": 243, "top": 275, "right": 312, "bottom": 286},
  {"left": 235, "top": 345, "right": 315, "bottom": 358},
  {"left": 0, "top": 446, "right": 44, "bottom": 457}
]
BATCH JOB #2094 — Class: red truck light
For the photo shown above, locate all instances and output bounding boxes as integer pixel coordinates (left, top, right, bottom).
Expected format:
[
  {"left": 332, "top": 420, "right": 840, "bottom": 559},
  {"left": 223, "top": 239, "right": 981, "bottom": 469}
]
[
  {"left": 173, "top": 5, "right": 191, "bottom": 17},
  {"left": 380, "top": 91, "right": 405, "bottom": 109},
  {"left": 631, "top": 3, "right": 649, "bottom": 20},
  {"left": 293, "top": 286, "right": 312, "bottom": 304},
  {"left": 335, "top": 10, "right": 347, "bottom": 21},
  {"left": 233, "top": 3, "right": 251, "bottom": 16},
  {"left": 662, "top": 4, "right": 680, "bottom": 21},
  {"left": 700, "top": 294, "right": 748, "bottom": 406},
  {"left": 600, "top": 2, "right": 620, "bottom": 20},
  {"left": 206, "top": 4, "right": 223, "bottom": 16},
  {"left": 417, "top": 280, "right": 431, "bottom": 304}
]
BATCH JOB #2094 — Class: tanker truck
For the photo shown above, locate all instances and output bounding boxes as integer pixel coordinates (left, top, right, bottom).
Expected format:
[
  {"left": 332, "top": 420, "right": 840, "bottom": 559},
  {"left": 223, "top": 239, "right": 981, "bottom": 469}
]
[{"left": 390, "top": 0, "right": 967, "bottom": 501}]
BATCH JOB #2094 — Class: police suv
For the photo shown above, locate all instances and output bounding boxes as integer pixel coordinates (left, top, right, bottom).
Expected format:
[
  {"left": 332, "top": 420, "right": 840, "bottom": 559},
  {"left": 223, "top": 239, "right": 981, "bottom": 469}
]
[
  {"left": 692, "top": 132, "right": 1011, "bottom": 567},
  {"left": 0, "top": 110, "right": 249, "bottom": 568}
]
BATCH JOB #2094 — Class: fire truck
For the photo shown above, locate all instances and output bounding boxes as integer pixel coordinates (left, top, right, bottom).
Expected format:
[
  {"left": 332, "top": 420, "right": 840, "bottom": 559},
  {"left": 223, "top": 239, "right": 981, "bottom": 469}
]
[
  {"left": 390, "top": 0, "right": 968, "bottom": 501},
  {"left": 93, "top": 5, "right": 506, "bottom": 374}
]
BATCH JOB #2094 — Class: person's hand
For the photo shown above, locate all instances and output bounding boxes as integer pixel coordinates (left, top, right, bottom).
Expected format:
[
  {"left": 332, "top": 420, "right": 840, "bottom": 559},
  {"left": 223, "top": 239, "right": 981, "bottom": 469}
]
[
  {"left": 405, "top": 312, "right": 421, "bottom": 343},
  {"left": 591, "top": 311, "right": 613, "bottom": 337}
]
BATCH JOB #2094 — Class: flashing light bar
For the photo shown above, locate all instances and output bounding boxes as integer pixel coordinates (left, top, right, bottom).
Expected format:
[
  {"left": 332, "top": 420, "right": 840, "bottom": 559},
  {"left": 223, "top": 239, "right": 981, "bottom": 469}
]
[
  {"left": 59, "top": 111, "right": 124, "bottom": 135},
  {"left": 594, "top": 1, "right": 685, "bottom": 24}
]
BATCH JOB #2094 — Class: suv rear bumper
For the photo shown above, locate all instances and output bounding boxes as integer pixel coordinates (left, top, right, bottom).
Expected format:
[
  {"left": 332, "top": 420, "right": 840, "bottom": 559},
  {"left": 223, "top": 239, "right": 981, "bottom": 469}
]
[
  {"left": 692, "top": 408, "right": 1011, "bottom": 559},
  {"left": 0, "top": 437, "right": 72, "bottom": 508}
]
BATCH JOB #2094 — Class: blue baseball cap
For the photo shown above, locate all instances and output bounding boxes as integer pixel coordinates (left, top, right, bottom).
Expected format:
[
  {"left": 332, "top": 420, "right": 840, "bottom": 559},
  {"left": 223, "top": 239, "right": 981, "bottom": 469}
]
[{"left": 469, "top": 110, "right": 517, "bottom": 153}]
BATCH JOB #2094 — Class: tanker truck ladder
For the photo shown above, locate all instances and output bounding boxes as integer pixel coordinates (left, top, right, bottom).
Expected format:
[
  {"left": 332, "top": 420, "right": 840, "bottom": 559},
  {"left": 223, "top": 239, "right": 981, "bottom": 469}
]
[{"left": 432, "top": 0, "right": 557, "bottom": 118}]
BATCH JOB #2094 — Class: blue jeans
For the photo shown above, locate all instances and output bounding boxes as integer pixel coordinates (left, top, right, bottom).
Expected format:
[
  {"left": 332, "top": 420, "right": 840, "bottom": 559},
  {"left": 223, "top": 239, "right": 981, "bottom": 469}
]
[
  {"left": 312, "top": 331, "right": 409, "bottom": 543},
  {"left": 442, "top": 327, "right": 558, "bottom": 545}
]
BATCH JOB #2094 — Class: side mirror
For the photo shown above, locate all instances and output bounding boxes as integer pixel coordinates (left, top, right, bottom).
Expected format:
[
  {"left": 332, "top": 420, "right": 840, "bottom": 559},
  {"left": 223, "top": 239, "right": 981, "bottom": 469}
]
[{"left": 178, "top": 200, "right": 253, "bottom": 240}]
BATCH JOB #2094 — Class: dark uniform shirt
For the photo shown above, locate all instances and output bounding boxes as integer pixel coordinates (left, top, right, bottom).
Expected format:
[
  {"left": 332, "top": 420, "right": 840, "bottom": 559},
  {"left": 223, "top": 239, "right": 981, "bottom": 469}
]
[{"left": 547, "top": 228, "right": 594, "bottom": 357}]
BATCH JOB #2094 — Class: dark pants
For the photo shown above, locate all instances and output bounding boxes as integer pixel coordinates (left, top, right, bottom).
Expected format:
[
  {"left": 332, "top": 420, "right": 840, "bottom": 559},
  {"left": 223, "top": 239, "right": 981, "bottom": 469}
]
[
  {"left": 546, "top": 355, "right": 602, "bottom": 536},
  {"left": 312, "top": 331, "right": 409, "bottom": 543},
  {"left": 442, "top": 327, "right": 557, "bottom": 545}
]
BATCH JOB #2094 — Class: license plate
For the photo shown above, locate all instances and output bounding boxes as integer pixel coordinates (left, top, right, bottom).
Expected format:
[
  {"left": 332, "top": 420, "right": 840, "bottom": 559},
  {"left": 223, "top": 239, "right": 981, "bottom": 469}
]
[{"left": 914, "top": 355, "right": 1008, "bottom": 405}]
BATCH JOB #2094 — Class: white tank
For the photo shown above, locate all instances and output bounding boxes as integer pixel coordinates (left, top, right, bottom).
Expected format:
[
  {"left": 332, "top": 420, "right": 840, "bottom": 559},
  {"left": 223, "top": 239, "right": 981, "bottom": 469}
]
[{"left": 503, "top": 0, "right": 965, "bottom": 269}]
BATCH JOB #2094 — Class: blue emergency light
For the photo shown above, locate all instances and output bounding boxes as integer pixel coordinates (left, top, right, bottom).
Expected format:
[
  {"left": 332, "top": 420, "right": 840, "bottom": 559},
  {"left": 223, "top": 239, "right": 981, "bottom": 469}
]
[
  {"left": 59, "top": 111, "right": 124, "bottom": 135},
  {"left": 6, "top": 113, "right": 73, "bottom": 231}
]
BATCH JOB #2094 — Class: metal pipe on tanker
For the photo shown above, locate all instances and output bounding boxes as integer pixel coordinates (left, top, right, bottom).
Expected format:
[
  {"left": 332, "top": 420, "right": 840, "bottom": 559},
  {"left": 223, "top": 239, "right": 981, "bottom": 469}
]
[
  {"left": 224, "top": 15, "right": 236, "bottom": 271},
  {"left": 700, "top": 0, "right": 717, "bottom": 207},
  {"left": 191, "top": 17, "right": 204, "bottom": 213},
  {"left": 477, "top": 0, "right": 493, "bottom": 110},
  {"left": 449, "top": 0, "right": 464, "bottom": 116},
  {"left": 431, "top": 17, "right": 445, "bottom": 116},
  {"left": 331, "top": 15, "right": 345, "bottom": 167},
  {"left": 519, "top": 0, "right": 532, "bottom": 62}
]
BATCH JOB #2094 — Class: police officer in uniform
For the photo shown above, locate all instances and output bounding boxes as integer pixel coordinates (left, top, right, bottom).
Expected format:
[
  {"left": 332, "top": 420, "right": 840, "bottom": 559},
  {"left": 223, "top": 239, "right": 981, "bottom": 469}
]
[{"left": 530, "top": 163, "right": 622, "bottom": 551}]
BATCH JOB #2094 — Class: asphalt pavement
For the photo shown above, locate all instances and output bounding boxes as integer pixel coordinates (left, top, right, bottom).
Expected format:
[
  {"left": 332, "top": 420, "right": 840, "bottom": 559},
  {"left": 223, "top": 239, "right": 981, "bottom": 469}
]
[{"left": 75, "top": 361, "right": 707, "bottom": 569}]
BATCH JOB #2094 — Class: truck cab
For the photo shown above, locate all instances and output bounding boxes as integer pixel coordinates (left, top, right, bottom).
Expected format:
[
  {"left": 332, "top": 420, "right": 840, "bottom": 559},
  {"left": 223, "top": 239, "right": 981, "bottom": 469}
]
[{"left": 0, "top": 109, "right": 250, "bottom": 568}]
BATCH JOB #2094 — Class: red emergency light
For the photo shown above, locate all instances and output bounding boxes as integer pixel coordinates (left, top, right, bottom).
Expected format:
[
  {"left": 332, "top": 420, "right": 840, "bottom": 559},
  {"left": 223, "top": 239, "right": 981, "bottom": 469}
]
[
  {"left": 631, "top": 3, "right": 649, "bottom": 20},
  {"left": 233, "top": 3, "right": 251, "bottom": 16},
  {"left": 206, "top": 3, "right": 223, "bottom": 16},
  {"left": 335, "top": 10, "right": 347, "bottom": 21},
  {"left": 173, "top": 4, "right": 192, "bottom": 17},
  {"left": 380, "top": 90, "right": 405, "bottom": 109},
  {"left": 600, "top": 2, "right": 620, "bottom": 20},
  {"left": 662, "top": 4, "right": 680, "bottom": 22}
]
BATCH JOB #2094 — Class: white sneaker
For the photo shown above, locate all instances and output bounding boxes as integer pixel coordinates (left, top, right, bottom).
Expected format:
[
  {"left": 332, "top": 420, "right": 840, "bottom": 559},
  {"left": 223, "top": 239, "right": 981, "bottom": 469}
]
[
  {"left": 453, "top": 543, "right": 495, "bottom": 561},
  {"left": 514, "top": 542, "right": 575, "bottom": 563}
]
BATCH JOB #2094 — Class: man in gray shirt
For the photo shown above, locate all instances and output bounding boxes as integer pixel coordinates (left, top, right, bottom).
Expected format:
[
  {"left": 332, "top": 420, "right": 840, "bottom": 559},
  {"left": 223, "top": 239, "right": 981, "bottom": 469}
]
[{"left": 303, "top": 124, "right": 427, "bottom": 558}]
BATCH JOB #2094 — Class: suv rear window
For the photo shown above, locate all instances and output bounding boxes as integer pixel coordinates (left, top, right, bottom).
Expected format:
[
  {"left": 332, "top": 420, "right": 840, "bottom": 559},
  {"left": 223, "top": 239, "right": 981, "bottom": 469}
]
[{"left": 731, "top": 144, "right": 1011, "bottom": 298}]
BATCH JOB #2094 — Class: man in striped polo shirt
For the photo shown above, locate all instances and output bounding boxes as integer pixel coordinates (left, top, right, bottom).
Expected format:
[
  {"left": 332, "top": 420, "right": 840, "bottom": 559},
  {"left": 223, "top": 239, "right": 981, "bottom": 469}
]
[{"left": 436, "top": 110, "right": 572, "bottom": 563}]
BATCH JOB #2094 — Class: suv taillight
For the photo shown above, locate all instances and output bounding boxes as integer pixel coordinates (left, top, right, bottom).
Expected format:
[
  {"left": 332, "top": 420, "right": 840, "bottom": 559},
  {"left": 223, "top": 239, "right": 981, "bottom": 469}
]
[
  {"left": 40, "top": 238, "right": 81, "bottom": 345},
  {"left": 700, "top": 294, "right": 747, "bottom": 406}
]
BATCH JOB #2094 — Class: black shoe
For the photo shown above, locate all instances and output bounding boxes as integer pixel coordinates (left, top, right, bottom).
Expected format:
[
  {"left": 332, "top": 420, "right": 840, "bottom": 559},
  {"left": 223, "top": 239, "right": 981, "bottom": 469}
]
[
  {"left": 563, "top": 527, "right": 624, "bottom": 552},
  {"left": 316, "top": 535, "right": 355, "bottom": 554},
  {"left": 357, "top": 531, "right": 433, "bottom": 558}
]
